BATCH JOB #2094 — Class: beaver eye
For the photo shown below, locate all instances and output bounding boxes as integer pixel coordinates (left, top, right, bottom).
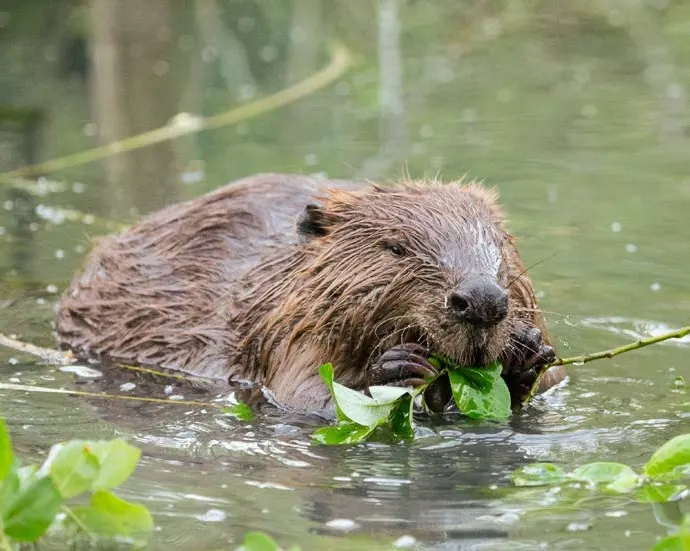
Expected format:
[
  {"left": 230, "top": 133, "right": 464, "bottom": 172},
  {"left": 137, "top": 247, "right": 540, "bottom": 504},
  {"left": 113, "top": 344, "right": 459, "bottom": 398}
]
[{"left": 384, "top": 242, "right": 406, "bottom": 257}]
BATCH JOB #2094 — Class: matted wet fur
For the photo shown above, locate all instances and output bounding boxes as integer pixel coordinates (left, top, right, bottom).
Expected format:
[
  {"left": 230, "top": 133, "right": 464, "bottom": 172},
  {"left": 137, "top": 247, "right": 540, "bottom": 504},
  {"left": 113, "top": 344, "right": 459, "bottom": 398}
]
[{"left": 56, "top": 173, "right": 565, "bottom": 411}]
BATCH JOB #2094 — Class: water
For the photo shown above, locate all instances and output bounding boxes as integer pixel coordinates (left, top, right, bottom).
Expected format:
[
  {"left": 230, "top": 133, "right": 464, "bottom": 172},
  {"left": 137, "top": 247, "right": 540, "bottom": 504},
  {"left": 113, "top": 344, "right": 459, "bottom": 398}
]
[{"left": 1, "top": 2, "right": 689, "bottom": 549}]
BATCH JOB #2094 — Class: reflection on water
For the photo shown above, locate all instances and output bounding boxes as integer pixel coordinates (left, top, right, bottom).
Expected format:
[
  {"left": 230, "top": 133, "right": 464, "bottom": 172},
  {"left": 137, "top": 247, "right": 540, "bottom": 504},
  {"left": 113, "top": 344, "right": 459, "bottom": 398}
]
[{"left": 1, "top": 1, "right": 689, "bottom": 550}]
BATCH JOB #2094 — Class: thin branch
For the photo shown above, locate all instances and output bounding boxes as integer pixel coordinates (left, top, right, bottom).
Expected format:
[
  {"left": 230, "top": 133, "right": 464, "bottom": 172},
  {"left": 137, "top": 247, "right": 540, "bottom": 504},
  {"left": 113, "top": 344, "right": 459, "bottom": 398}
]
[
  {"left": 550, "top": 325, "right": 690, "bottom": 367},
  {"left": 0, "top": 382, "right": 224, "bottom": 410},
  {"left": 0, "top": 43, "right": 351, "bottom": 184}
]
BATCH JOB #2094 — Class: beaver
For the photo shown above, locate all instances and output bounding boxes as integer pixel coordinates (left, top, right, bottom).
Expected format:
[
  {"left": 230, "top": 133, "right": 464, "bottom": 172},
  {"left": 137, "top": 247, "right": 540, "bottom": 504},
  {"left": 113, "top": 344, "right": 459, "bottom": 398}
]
[{"left": 55, "top": 173, "right": 565, "bottom": 413}]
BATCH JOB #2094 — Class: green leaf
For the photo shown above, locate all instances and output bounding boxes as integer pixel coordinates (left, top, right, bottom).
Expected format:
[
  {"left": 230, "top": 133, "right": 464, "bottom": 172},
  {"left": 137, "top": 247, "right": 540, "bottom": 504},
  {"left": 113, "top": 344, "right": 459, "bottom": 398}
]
[
  {"left": 0, "top": 470, "right": 20, "bottom": 517},
  {"left": 644, "top": 434, "right": 690, "bottom": 479},
  {"left": 637, "top": 484, "right": 687, "bottom": 503},
  {"left": 319, "top": 364, "right": 407, "bottom": 427},
  {"left": 222, "top": 402, "right": 254, "bottom": 421},
  {"left": 448, "top": 363, "right": 511, "bottom": 420},
  {"left": 0, "top": 419, "right": 12, "bottom": 482},
  {"left": 512, "top": 463, "right": 568, "bottom": 487},
  {"left": 312, "top": 422, "right": 377, "bottom": 445},
  {"left": 48, "top": 441, "right": 100, "bottom": 499},
  {"left": 89, "top": 440, "right": 141, "bottom": 491},
  {"left": 570, "top": 462, "right": 638, "bottom": 485},
  {"left": 388, "top": 393, "right": 415, "bottom": 440},
  {"left": 241, "top": 531, "right": 280, "bottom": 551},
  {"left": 66, "top": 490, "right": 154, "bottom": 540},
  {"left": 2, "top": 476, "right": 62, "bottom": 541},
  {"left": 368, "top": 385, "right": 413, "bottom": 402},
  {"left": 653, "top": 514, "right": 690, "bottom": 551}
]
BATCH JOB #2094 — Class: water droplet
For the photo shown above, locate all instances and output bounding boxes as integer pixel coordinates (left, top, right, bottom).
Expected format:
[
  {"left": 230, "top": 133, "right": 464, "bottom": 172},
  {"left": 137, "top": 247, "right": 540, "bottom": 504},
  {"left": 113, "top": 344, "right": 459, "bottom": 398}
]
[
  {"left": 650, "top": 282, "right": 661, "bottom": 292},
  {"left": 55, "top": 249, "right": 64, "bottom": 259},
  {"left": 46, "top": 285, "right": 58, "bottom": 294},
  {"left": 625, "top": 243, "right": 637, "bottom": 253},
  {"left": 420, "top": 124, "right": 434, "bottom": 139},
  {"left": 393, "top": 535, "right": 417, "bottom": 549},
  {"left": 196, "top": 509, "right": 227, "bottom": 522},
  {"left": 611, "top": 222, "right": 622, "bottom": 232},
  {"left": 325, "top": 519, "right": 359, "bottom": 532},
  {"left": 119, "top": 382, "right": 136, "bottom": 392}
]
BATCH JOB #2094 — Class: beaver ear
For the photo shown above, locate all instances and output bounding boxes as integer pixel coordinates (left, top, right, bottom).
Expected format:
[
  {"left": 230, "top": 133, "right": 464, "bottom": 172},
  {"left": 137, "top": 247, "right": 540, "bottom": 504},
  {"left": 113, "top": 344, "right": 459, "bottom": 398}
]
[{"left": 296, "top": 203, "right": 331, "bottom": 242}]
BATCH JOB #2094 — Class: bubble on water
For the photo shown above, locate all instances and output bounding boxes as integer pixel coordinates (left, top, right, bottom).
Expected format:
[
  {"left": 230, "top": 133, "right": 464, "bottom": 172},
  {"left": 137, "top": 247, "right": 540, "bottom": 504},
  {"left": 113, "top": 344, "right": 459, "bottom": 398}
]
[
  {"left": 119, "top": 382, "right": 136, "bottom": 392},
  {"left": 625, "top": 530, "right": 631, "bottom": 537},
  {"left": 650, "top": 282, "right": 661, "bottom": 292},
  {"left": 72, "top": 182, "right": 86, "bottom": 193},
  {"left": 420, "top": 124, "right": 434, "bottom": 139},
  {"left": 605, "top": 510, "right": 627, "bottom": 518},
  {"left": 393, "top": 535, "right": 417, "bottom": 549},
  {"left": 325, "top": 519, "right": 359, "bottom": 532},
  {"left": 497, "top": 88, "right": 513, "bottom": 103},
  {"left": 36, "top": 297, "right": 46, "bottom": 305},
  {"left": 75, "top": 244, "right": 85, "bottom": 254},
  {"left": 239, "top": 84, "right": 256, "bottom": 101},
  {"left": 55, "top": 249, "right": 64, "bottom": 259},
  {"left": 291, "top": 26, "right": 306, "bottom": 43},
  {"left": 29, "top": 223, "right": 39, "bottom": 232},
  {"left": 304, "top": 153, "right": 318, "bottom": 166},
  {"left": 168, "top": 395, "right": 185, "bottom": 401},
  {"left": 46, "top": 285, "right": 58, "bottom": 294},
  {"left": 8, "top": 358, "right": 19, "bottom": 366},
  {"left": 611, "top": 222, "right": 622, "bottom": 232},
  {"left": 3, "top": 200, "right": 13, "bottom": 211},
  {"left": 567, "top": 522, "right": 591, "bottom": 532},
  {"left": 164, "top": 385, "right": 174, "bottom": 395},
  {"left": 201, "top": 45, "right": 217, "bottom": 63},
  {"left": 82, "top": 214, "right": 95, "bottom": 225},
  {"left": 260, "top": 45, "right": 278, "bottom": 63},
  {"left": 667, "top": 83, "right": 685, "bottom": 99},
  {"left": 238, "top": 16, "right": 255, "bottom": 33},
  {"left": 83, "top": 123, "right": 98, "bottom": 137},
  {"left": 153, "top": 60, "right": 170, "bottom": 77},
  {"left": 60, "top": 365, "right": 103, "bottom": 379},
  {"left": 625, "top": 243, "right": 637, "bottom": 253},
  {"left": 196, "top": 509, "right": 227, "bottom": 522},
  {"left": 581, "top": 104, "right": 598, "bottom": 118},
  {"left": 482, "top": 17, "right": 502, "bottom": 38},
  {"left": 9, "top": 377, "right": 20, "bottom": 383}
]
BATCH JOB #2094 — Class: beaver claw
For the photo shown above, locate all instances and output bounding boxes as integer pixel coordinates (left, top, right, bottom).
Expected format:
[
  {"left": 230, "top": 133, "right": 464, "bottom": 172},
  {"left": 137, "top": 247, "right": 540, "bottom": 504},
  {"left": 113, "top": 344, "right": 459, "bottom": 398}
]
[
  {"left": 368, "top": 343, "right": 437, "bottom": 387},
  {"left": 368, "top": 343, "right": 452, "bottom": 413},
  {"left": 501, "top": 325, "right": 556, "bottom": 405}
]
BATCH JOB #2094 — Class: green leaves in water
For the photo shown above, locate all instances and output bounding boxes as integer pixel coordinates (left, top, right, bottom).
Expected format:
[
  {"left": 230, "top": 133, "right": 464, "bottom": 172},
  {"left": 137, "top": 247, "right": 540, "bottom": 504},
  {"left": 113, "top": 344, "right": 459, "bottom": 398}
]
[
  {"left": 654, "top": 514, "right": 690, "bottom": 551},
  {"left": 512, "top": 433, "right": 690, "bottom": 501},
  {"left": 313, "top": 358, "right": 511, "bottom": 445},
  {"left": 222, "top": 402, "right": 255, "bottom": 421},
  {"left": 0, "top": 416, "right": 153, "bottom": 548}
]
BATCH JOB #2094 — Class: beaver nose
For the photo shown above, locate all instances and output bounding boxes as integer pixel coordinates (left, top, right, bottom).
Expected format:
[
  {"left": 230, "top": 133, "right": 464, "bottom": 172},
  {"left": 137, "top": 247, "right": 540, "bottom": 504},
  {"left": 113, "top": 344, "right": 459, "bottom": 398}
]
[{"left": 448, "top": 278, "right": 508, "bottom": 328}]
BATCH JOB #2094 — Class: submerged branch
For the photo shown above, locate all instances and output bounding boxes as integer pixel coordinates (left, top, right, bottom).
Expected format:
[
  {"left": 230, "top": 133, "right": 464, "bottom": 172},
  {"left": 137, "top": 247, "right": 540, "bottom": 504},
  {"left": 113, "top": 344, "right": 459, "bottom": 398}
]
[{"left": 0, "top": 43, "right": 351, "bottom": 184}]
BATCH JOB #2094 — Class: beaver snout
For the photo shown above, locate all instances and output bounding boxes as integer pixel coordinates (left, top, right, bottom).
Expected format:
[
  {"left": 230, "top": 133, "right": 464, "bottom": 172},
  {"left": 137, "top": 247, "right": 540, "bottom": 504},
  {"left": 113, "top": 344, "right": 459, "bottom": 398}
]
[{"left": 447, "top": 277, "right": 508, "bottom": 328}]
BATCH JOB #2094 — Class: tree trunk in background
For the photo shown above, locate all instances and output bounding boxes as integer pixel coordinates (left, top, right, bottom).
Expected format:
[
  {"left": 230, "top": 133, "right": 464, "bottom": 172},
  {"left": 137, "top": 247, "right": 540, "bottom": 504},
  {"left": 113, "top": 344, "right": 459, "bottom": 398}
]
[
  {"left": 377, "top": 0, "right": 406, "bottom": 154},
  {"left": 88, "top": 0, "right": 197, "bottom": 217}
]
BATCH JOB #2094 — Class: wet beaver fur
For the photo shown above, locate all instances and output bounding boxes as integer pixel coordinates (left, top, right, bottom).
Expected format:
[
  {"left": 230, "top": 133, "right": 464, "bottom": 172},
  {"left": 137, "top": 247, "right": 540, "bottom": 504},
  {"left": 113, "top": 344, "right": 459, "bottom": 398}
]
[{"left": 56, "top": 173, "right": 565, "bottom": 412}]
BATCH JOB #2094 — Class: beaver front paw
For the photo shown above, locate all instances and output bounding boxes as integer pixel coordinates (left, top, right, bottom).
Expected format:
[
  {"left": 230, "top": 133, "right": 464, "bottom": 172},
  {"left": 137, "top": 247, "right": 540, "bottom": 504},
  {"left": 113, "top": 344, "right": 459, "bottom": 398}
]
[
  {"left": 368, "top": 343, "right": 451, "bottom": 413},
  {"left": 501, "top": 325, "right": 556, "bottom": 406}
]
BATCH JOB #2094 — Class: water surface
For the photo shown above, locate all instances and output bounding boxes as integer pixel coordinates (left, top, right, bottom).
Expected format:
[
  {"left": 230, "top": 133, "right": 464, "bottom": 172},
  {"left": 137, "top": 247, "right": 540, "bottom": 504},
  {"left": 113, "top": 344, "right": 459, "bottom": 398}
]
[{"left": 1, "top": 2, "right": 689, "bottom": 550}]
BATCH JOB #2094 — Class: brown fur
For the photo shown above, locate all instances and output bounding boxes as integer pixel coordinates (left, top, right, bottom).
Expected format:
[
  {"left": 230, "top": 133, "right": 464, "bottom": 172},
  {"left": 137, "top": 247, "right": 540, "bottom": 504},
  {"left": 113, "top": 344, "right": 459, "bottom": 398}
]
[{"left": 56, "top": 173, "right": 565, "bottom": 411}]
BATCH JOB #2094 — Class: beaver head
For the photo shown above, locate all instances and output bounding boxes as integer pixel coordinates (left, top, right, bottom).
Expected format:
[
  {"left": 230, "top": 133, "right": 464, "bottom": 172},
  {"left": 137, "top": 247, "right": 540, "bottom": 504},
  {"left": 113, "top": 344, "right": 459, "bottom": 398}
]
[{"left": 232, "top": 179, "right": 522, "bottom": 397}]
